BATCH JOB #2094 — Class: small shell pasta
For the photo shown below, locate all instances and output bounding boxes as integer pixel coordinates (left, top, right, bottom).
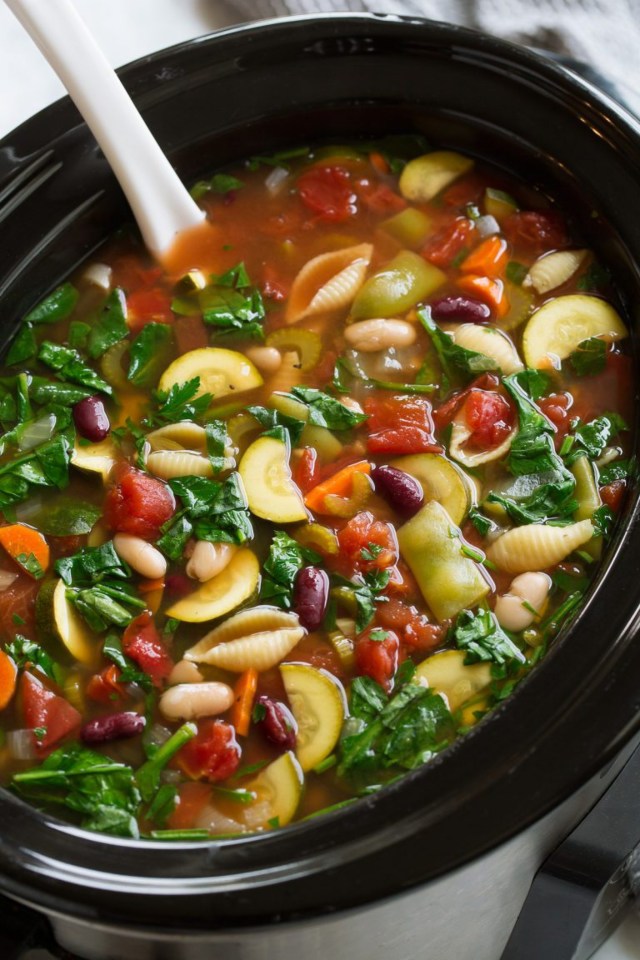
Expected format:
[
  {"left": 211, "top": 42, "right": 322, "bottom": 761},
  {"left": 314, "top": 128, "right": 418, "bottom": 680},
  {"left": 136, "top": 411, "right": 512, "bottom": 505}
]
[
  {"left": 190, "top": 627, "right": 305, "bottom": 672},
  {"left": 523, "top": 249, "right": 588, "bottom": 294},
  {"left": 146, "top": 450, "right": 215, "bottom": 480},
  {"left": 286, "top": 243, "right": 373, "bottom": 324},
  {"left": 452, "top": 324, "right": 523, "bottom": 375},
  {"left": 487, "top": 519, "right": 594, "bottom": 574},
  {"left": 266, "top": 350, "right": 304, "bottom": 394},
  {"left": 185, "top": 605, "right": 300, "bottom": 659},
  {"left": 449, "top": 421, "right": 516, "bottom": 467},
  {"left": 147, "top": 421, "right": 207, "bottom": 452}
]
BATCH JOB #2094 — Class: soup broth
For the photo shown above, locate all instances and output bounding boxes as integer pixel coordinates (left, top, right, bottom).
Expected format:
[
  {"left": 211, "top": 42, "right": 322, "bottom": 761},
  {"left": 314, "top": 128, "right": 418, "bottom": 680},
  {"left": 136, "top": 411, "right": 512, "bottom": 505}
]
[{"left": 0, "top": 139, "right": 632, "bottom": 839}]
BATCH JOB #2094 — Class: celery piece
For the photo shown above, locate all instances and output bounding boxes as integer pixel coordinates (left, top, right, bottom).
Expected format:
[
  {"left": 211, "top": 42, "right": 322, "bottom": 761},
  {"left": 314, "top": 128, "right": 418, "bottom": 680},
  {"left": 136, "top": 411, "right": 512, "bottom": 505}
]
[
  {"left": 380, "top": 208, "right": 432, "bottom": 249},
  {"left": 571, "top": 454, "right": 602, "bottom": 559},
  {"left": 484, "top": 187, "right": 518, "bottom": 222},
  {"left": 397, "top": 500, "right": 489, "bottom": 622},
  {"left": 351, "top": 250, "right": 445, "bottom": 319}
]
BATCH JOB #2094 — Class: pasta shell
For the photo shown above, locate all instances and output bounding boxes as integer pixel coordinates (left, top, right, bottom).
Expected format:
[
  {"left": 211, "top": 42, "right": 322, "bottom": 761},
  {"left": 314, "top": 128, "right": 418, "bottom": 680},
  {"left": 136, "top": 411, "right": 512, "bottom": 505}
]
[
  {"left": 486, "top": 519, "right": 594, "bottom": 574},
  {"left": 452, "top": 324, "right": 523, "bottom": 375},
  {"left": 267, "top": 351, "right": 304, "bottom": 395},
  {"left": 147, "top": 421, "right": 207, "bottom": 452},
  {"left": 146, "top": 450, "right": 215, "bottom": 479},
  {"left": 449, "top": 421, "right": 516, "bottom": 468},
  {"left": 286, "top": 243, "right": 373, "bottom": 324},
  {"left": 186, "top": 605, "right": 300, "bottom": 657},
  {"left": 191, "top": 627, "right": 305, "bottom": 672},
  {"left": 523, "top": 249, "right": 588, "bottom": 295}
]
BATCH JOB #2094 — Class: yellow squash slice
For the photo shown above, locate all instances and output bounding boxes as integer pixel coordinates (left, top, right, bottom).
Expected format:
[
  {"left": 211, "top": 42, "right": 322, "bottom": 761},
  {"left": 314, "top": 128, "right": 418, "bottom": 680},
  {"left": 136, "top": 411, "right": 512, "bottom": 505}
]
[
  {"left": 399, "top": 150, "right": 474, "bottom": 202},
  {"left": 239, "top": 436, "right": 307, "bottom": 523},
  {"left": 158, "top": 348, "right": 263, "bottom": 400},
  {"left": 522, "top": 294, "right": 627, "bottom": 369},
  {"left": 166, "top": 548, "right": 259, "bottom": 623},
  {"left": 390, "top": 453, "right": 473, "bottom": 525},
  {"left": 280, "top": 663, "right": 347, "bottom": 771},
  {"left": 415, "top": 649, "right": 492, "bottom": 713},
  {"left": 245, "top": 751, "right": 304, "bottom": 829},
  {"left": 36, "top": 578, "right": 98, "bottom": 666}
]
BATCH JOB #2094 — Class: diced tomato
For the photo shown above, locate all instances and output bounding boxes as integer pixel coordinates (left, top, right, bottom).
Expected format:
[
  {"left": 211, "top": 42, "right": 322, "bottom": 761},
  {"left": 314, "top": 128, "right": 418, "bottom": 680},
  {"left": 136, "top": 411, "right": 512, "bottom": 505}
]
[
  {"left": 464, "top": 390, "right": 515, "bottom": 449},
  {"left": 176, "top": 719, "right": 241, "bottom": 782},
  {"left": 355, "top": 627, "right": 400, "bottom": 692},
  {"left": 0, "top": 575, "right": 39, "bottom": 641},
  {"left": 174, "top": 315, "right": 208, "bottom": 354},
  {"left": 293, "top": 447, "right": 320, "bottom": 494},
  {"left": 356, "top": 179, "right": 406, "bottom": 214},
  {"left": 20, "top": 671, "right": 81, "bottom": 750},
  {"left": 337, "top": 511, "right": 398, "bottom": 572},
  {"left": 502, "top": 210, "right": 568, "bottom": 256},
  {"left": 365, "top": 394, "right": 442, "bottom": 456},
  {"left": 122, "top": 611, "right": 174, "bottom": 687},
  {"left": 297, "top": 165, "right": 357, "bottom": 222},
  {"left": 86, "top": 664, "right": 127, "bottom": 704},
  {"left": 422, "top": 217, "right": 474, "bottom": 268},
  {"left": 441, "top": 174, "right": 485, "bottom": 208},
  {"left": 376, "top": 597, "right": 444, "bottom": 653},
  {"left": 167, "top": 781, "right": 212, "bottom": 830},
  {"left": 600, "top": 479, "right": 626, "bottom": 512},
  {"left": 126, "top": 288, "right": 174, "bottom": 333},
  {"left": 261, "top": 263, "right": 289, "bottom": 301},
  {"left": 104, "top": 464, "right": 175, "bottom": 541},
  {"left": 538, "top": 392, "right": 572, "bottom": 448},
  {"left": 432, "top": 373, "right": 501, "bottom": 432}
]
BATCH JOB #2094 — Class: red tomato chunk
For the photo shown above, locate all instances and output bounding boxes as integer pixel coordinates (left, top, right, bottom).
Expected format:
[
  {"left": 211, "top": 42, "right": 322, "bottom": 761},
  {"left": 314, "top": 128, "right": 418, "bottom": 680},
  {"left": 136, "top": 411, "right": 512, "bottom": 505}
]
[
  {"left": 464, "top": 390, "right": 514, "bottom": 450},
  {"left": 21, "top": 672, "right": 81, "bottom": 751},
  {"left": 297, "top": 165, "right": 357, "bottom": 222},
  {"left": 122, "top": 612, "right": 174, "bottom": 687},
  {"left": 176, "top": 719, "right": 241, "bottom": 782},
  {"left": 365, "top": 395, "right": 442, "bottom": 455},
  {"left": 337, "top": 511, "right": 398, "bottom": 572},
  {"left": 355, "top": 627, "right": 400, "bottom": 692},
  {"left": 104, "top": 464, "right": 175, "bottom": 541}
]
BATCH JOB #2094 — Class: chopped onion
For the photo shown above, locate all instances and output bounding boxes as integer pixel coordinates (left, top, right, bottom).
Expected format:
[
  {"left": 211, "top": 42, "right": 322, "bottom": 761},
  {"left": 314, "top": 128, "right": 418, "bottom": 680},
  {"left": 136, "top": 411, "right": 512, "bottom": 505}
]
[
  {"left": 0, "top": 569, "right": 18, "bottom": 591},
  {"left": 15, "top": 493, "right": 45, "bottom": 522},
  {"left": 17, "top": 413, "right": 57, "bottom": 452},
  {"left": 83, "top": 262, "right": 112, "bottom": 290},
  {"left": 7, "top": 729, "right": 37, "bottom": 761},
  {"left": 475, "top": 214, "right": 500, "bottom": 238},
  {"left": 143, "top": 723, "right": 172, "bottom": 752},
  {"left": 265, "top": 166, "right": 289, "bottom": 195}
]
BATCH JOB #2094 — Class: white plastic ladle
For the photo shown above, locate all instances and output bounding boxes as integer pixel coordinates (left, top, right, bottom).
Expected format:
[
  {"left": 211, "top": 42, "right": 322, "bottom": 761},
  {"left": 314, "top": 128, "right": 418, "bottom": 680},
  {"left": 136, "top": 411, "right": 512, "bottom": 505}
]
[{"left": 4, "top": 0, "right": 207, "bottom": 265}]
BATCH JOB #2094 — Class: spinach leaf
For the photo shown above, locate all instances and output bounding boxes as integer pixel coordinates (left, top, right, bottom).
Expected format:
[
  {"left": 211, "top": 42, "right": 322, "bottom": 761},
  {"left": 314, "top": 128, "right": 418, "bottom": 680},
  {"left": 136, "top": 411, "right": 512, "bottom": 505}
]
[
  {"left": 246, "top": 405, "right": 305, "bottom": 445},
  {"left": 246, "top": 146, "right": 310, "bottom": 171},
  {"left": 159, "top": 474, "right": 253, "bottom": 555},
  {"left": 68, "top": 321, "right": 91, "bottom": 351},
  {"left": 569, "top": 413, "right": 627, "bottom": 462},
  {"left": 205, "top": 419, "right": 229, "bottom": 474},
  {"left": 598, "top": 459, "right": 631, "bottom": 486},
  {"left": 6, "top": 323, "right": 37, "bottom": 366},
  {"left": 25, "top": 283, "right": 79, "bottom": 325},
  {"left": 592, "top": 504, "right": 615, "bottom": 538},
  {"left": 12, "top": 743, "right": 141, "bottom": 838},
  {"left": 86, "top": 288, "right": 128, "bottom": 359},
  {"left": 127, "top": 322, "right": 174, "bottom": 387},
  {"left": 28, "top": 377, "right": 91, "bottom": 407},
  {"left": 200, "top": 263, "right": 266, "bottom": 340},
  {"left": 568, "top": 337, "right": 607, "bottom": 377},
  {"left": 332, "top": 568, "right": 390, "bottom": 632},
  {"left": 260, "top": 531, "right": 321, "bottom": 608},
  {"left": 467, "top": 507, "right": 497, "bottom": 538},
  {"left": 135, "top": 722, "right": 197, "bottom": 802},
  {"left": 290, "top": 386, "right": 368, "bottom": 430},
  {"left": 56, "top": 542, "right": 143, "bottom": 632},
  {"left": 505, "top": 261, "right": 528, "bottom": 285},
  {"left": 5, "top": 635, "right": 64, "bottom": 684},
  {"left": 38, "top": 341, "right": 112, "bottom": 396},
  {"left": 56, "top": 541, "right": 129, "bottom": 585},
  {"left": 333, "top": 356, "right": 437, "bottom": 395},
  {"left": 0, "top": 432, "right": 72, "bottom": 510},
  {"left": 190, "top": 173, "right": 244, "bottom": 200},
  {"left": 147, "top": 377, "right": 212, "bottom": 426},
  {"left": 35, "top": 498, "right": 101, "bottom": 536},
  {"left": 417, "top": 307, "right": 499, "bottom": 388},
  {"left": 451, "top": 608, "right": 526, "bottom": 665},
  {"left": 102, "top": 634, "right": 153, "bottom": 692}
]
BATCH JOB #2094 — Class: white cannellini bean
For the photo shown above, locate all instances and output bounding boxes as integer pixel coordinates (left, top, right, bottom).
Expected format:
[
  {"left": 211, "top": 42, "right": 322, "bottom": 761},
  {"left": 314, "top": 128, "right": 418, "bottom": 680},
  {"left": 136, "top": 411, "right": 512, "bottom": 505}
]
[
  {"left": 159, "top": 682, "right": 234, "bottom": 721},
  {"left": 168, "top": 659, "right": 203, "bottom": 686},
  {"left": 494, "top": 572, "right": 552, "bottom": 632},
  {"left": 113, "top": 533, "right": 167, "bottom": 579},
  {"left": 186, "top": 540, "right": 237, "bottom": 582},
  {"left": 344, "top": 318, "right": 417, "bottom": 352},
  {"left": 244, "top": 345, "right": 283, "bottom": 374}
]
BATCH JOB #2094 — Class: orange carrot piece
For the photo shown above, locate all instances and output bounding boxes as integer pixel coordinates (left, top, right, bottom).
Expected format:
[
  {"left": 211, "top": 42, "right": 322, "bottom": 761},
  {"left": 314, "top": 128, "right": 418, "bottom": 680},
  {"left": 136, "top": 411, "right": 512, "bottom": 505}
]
[
  {"left": 0, "top": 650, "right": 17, "bottom": 710},
  {"left": 459, "top": 236, "right": 508, "bottom": 276},
  {"left": 369, "top": 151, "right": 390, "bottom": 175},
  {"left": 304, "top": 460, "right": 371, "bottom": 513},
  {"left": 0, "top": 524, "right": 49, "bottom": 579},
  {"left": 456, "top": 274, "right": 510, "bottom": 319},
  {"left": 139, "top": 578, "right": 166, "bottom": 594},
  {"left": 231, "top": 667, "right": 259, "bottom": 737}
]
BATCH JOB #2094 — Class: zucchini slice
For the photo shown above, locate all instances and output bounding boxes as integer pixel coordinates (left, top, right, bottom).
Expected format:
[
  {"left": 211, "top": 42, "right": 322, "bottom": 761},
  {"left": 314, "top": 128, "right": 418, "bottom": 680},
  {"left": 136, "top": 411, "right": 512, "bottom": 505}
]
[
  {"left": 158, "top": 347, "right": 263, "bottom": 400},
  {"left": 522, "top": 294, "right": 627, "bottom": 368},
  {"left": 416, "top": 649, "right": 492, "bottom": 712},
  {"left": 71, "top": 437, "right": 117, "bottom": 483},
  {"left": 245, "top": 751, "right": 304, "bottom": 829},
  {"left": 166, "top": 548, "right": 259, "bottom": 623},
  {"left": 280, "top": 663, "right": 347, "bottom": 771},
  {"left": 36, "top": 578, "right": 98, "bottom": 666},
  {"left": 390, "top": 453, "right": 472, "bottom": 525},
  {"left": 351, "top": 250, "right": 445, "bottom": 320},
  {"left": 399, "top": 150, "right": 474, "bottom": 202},
  {"left": 239, "top": 436, "right": 307, "bottom": 523}
]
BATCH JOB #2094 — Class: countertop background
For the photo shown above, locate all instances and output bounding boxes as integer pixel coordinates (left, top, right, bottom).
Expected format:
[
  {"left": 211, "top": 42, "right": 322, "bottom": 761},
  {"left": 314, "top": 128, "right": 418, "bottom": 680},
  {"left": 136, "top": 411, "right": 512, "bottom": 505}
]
[{"left": 1, "top": 2, "right": 640, "bottom": 958}]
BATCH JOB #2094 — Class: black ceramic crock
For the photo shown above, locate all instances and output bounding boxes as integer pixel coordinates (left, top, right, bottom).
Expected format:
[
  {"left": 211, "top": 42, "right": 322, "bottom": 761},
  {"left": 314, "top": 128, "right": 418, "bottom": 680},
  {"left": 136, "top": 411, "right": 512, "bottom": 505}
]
[{"left": 1, "top": 14, "right": 640, "bottom": 959}]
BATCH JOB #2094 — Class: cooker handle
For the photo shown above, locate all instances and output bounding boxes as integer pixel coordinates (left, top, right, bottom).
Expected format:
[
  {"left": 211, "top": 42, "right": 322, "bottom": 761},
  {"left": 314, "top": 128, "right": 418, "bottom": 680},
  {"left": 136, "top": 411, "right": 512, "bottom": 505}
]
[{"left": 501, "top": 738, "right": 640, "bottom": 960}]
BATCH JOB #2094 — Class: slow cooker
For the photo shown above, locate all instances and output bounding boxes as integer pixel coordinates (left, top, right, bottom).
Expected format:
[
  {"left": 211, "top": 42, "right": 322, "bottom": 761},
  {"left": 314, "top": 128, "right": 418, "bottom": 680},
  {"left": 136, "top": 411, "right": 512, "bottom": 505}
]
[{"left": 1, "top": 14, "right": 640, "bottom": 960}]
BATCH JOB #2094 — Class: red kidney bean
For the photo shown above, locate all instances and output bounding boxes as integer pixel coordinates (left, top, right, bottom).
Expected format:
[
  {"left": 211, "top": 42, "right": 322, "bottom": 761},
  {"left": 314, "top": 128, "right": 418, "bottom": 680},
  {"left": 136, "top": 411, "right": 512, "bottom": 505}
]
[
  {"left": 81, "top": 711, "right": 146, "bottom": 744},
  {"left": 430, "top": 295, "right": 491, "bottom": 323},
  {"left": 372, "top": 464, "right": 424, "bottom": 518},
  {"left": 73, "top": 395, "right": 110, "bottom": 442},
  {"left": 293, "top": 566, "right": 329, "bottom": 631},
  {"left": 255, "top": 695, "right": 297, "bottom": 751}
]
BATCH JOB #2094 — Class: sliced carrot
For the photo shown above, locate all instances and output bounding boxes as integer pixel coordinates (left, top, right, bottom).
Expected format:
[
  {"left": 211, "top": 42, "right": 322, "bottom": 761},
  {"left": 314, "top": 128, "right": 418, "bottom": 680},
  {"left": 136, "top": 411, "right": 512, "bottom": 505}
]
[
  {"left": 369, "top": 151, "right": 390, "bottom": 175},
  {"left": 456, "top": 274, "right": 510, "bottom": 319},
  {"left": 0, "top": 650, "right": 17, "bottom": 710},
  {"left": 0, "top": 524, "right": 49, "bottom": 579},
  {"left": 459, "top": 236, "right": 508, "bottom": 276},
  {"left": 304, "top": 460, "right": 371, "bottom": 513},
  {"left": 231, "top": 667, "right": 259, "bottom": 737}
]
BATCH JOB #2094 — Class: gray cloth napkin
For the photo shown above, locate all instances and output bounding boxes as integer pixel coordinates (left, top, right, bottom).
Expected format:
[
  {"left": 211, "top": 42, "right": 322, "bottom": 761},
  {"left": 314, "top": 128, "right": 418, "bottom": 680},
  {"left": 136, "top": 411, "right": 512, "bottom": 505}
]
[{"left": 225, "top": 0, "right": 640, "bottom": 115}]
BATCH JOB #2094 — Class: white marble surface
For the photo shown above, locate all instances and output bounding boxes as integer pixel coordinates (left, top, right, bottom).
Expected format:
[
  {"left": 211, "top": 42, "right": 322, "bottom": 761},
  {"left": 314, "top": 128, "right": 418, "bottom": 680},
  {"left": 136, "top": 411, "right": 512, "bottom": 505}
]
[{"left": 0, "top": 2, "right": 638, "bottom": 957}]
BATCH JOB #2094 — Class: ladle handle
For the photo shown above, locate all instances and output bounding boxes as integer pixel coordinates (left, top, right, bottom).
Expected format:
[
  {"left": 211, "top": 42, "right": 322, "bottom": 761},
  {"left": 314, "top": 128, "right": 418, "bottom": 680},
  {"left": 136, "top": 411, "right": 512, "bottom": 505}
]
[{"left": 4, "top": 0, "right": 205, "bottom": 258}]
